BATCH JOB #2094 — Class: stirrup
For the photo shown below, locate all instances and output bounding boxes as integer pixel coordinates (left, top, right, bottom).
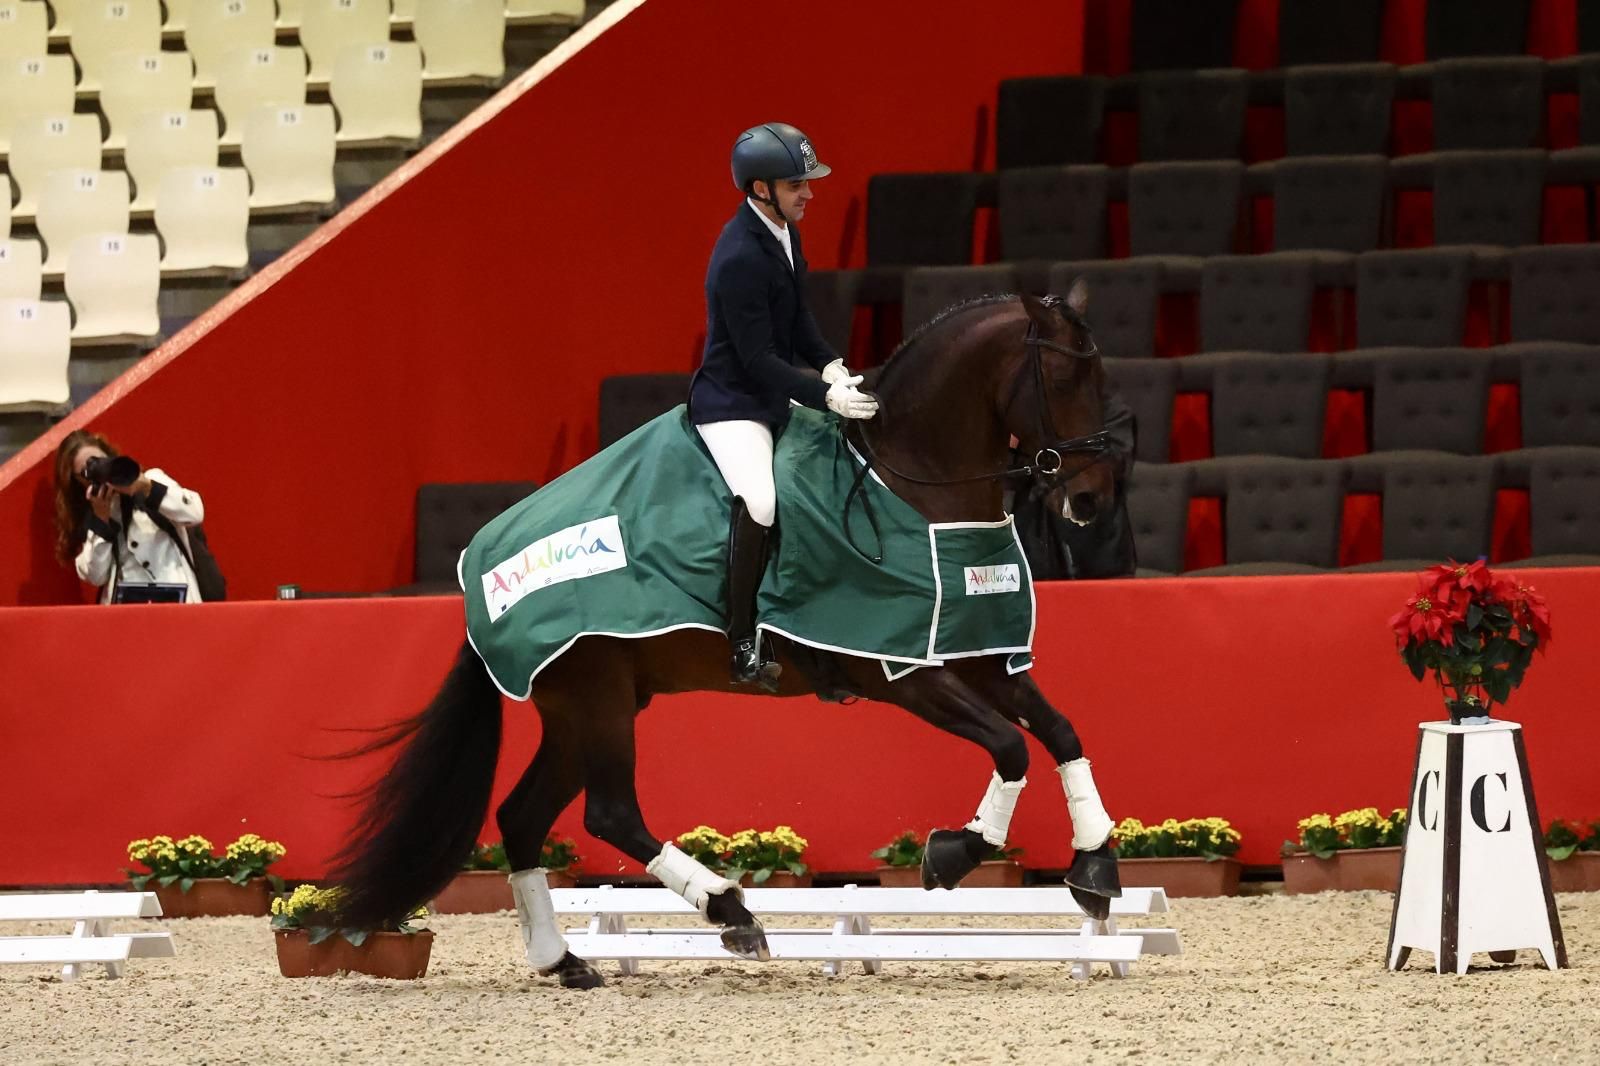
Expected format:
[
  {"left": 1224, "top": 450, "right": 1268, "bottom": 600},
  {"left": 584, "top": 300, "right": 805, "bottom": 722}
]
[{"left": 731, "top": 637, "right": 782, "bottom": 693}]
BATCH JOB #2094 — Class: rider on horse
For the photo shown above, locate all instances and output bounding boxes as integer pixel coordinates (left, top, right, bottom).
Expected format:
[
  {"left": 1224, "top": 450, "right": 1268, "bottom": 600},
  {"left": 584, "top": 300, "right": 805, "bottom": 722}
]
[{"left": 689, "top": 122, "right": 878, "bottom": 691}]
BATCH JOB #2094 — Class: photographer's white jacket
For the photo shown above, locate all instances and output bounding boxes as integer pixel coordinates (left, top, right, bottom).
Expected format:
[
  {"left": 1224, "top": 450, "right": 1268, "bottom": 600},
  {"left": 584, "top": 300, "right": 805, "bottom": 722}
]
[{"left": 75, "top": 469, "right": 205, "bottom": 603}]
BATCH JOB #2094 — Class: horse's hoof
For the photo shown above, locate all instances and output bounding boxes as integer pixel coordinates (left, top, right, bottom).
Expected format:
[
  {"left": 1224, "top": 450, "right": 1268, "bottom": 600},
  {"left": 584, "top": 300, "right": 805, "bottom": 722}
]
[
  {"left": 1069, "top": 884, "right": 1112, "bottom": 921},
  {"left": 542, "top": 952, "right": 605, "bottom": 990},
  {"left": 720, "top": 922, "right": 771, "bottom": 961},
  {"left": 921, "top": 828, "right": 980, "bottom": 891},
  {"left": 1065, "top": 842, "right": 1122, "bottom": 920},
  {"left": 1489, "top": 949, "right": 1518, "bottom": 964}
]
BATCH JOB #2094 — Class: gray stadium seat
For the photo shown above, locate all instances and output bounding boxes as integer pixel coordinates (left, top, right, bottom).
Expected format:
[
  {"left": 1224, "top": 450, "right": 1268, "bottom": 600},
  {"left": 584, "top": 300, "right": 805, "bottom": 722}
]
[
  {"left": 1518, "top": 344, "right": 1600, "bottom": 448},
  {"left": 1206, "top": 351, "right": 1330, "bottom": 458},
  {"left": 1504, "top": 447, "right": 1600, "bottom": 566},
  {"left": 1370, "top": 347, "right": 1493, "bottom": 454},
  {"left": 1049, "top": 260, "right": 1162, "bottom": 359},
  {"left": 1130, "top": 0, "right": 1239, "bottom": 71},
  {"left": 1127, "top": 161, "right": 1244, "bottom": 287},
  {"left": 1136, "top": 68, "right": 1248, "bottom": 162},
  {"left": 1125, "top": 460, "right": 1192, "bottom": 575},
  {"left": 600, "top": 372, "right": 692, "bottom": 448},
  {"left": 1102, "top": 356, "right": 1177, "bottom": 463},
  {"left": 1277, "top": 0, "right": 1384, "bottom": 66},
  {"left": 1549, "top": 56, "right": 1600, "bottom": 183},
  {"left": 1432, "top": 150, "right": 1547, "bottom": 255},
  {"left": 1356, "top": 249, "right": 1473, "bottom": 348},
  {"left": 1425, "top": 0, "right": 1529, "bottom": 59},
  {"left": 1283, "top": 64, "right": 1395, "bottom": 157},
  {"left": 1344, "top": 454, "right": 1498, "bottom": 571},
  {"left": 1199, "top": 254, "right": 1316, "bottom": 353},
  {"left": 902, "top": 264, "right": 1018, "bottom": 336},
  {"left": 995, "top": 76, "right": 1107, "bottom": 170},
  {"left": 1272, "top": 155, "right": 1389, "bottom": 257},
  {"left": 1509, "top": 246, "right": 1600, "bottom": 344},
  {"left": 1192, "top": 457, "right": 1347, "bottom": 574},
  {"left": 400, "top": 481, "right": 539, "bottom": 594},
  {"left": 1431, "top": 58, "right": 1545, "bottom": 151},
  {"left": 997, "top": 165, "right": 1108, "bottom": 291},
  {"left": 866, "top": 172, "right": 983, "bottom": 268},
  {"left": 803, "top": 269, "right": 861, "bottom": 359}
]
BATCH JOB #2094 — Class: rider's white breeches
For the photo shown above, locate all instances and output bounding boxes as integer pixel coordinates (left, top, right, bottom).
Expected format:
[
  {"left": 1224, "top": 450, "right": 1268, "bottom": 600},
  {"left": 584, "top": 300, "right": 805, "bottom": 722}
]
[{"left": 697, "top": 420, "right": 776, "bottom": 527}]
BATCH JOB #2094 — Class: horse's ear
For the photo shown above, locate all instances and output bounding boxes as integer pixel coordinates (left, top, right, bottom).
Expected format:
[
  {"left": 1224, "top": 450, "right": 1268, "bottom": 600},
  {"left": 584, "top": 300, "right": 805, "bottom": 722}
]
[
  {"left": 1065, "top": 276, "right": 1089, "bottom": 317},
  {"left": 1020, "top": 292, "right": 1054, "bottom": 329}
]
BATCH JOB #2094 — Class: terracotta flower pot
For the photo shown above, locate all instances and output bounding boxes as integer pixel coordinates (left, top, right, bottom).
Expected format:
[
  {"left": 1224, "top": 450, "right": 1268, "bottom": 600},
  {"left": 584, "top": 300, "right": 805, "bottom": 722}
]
[
  {"left": 1547, "top": 852, "right": 1600, "bottom": 893},
  {"left": 275, "top": 929, "right": 434, "bottom": 979},
  {"left": 960, "top": 860, "right": 1025, "bottom": 888},
  {"left": 876, "top": 865, "right": 923, "bottom": 887},
  {"left": 150, "top": 877, "right": 272, "bottom": 918},
  {"left": 1118, "top": 856, "right": 1241, "bottom": 897},
  {"left": 738, "top": 870, "right": 814, "bottom": 888},
  {"left": 1337, "top": 846, "right": 1402, "bottom": 892},
  {"left": 1281, "top": 853, "right": 1340, "bottom": 895},
  {"left": 432, "top": 868, "right": 578, "bottom": 913}
]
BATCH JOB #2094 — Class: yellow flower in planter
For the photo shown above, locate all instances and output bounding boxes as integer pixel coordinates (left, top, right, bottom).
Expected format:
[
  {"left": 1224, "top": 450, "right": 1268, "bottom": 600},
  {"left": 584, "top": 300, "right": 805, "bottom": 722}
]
[
  {"left": 271, "top": 884, "right": 427, "bottom": 946},
  {"left": 176, "top": 835, "right": 214, "bottom": 855}
]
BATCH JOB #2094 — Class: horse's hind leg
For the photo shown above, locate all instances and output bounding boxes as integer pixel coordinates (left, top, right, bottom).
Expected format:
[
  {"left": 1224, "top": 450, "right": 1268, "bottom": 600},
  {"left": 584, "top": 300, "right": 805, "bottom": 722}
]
[
  {"left": 551, "top": 640, "right": 771, "bottom": 961},
  {"left": 497, "top": 706, "right": 604, "bottom": 990}
]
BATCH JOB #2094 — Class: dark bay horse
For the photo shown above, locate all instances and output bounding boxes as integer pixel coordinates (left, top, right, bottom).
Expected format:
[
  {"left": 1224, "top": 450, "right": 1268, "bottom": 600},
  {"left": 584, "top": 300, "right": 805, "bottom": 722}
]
[{"left": 332, "top": 286, "right": 1122, "bottom": 989}]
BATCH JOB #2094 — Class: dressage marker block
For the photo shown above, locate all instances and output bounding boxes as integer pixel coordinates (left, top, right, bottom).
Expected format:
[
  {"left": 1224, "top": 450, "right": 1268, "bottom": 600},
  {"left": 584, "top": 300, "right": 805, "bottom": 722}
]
[
  {"left": 551, "top": 885, "right": 1182, "bottom": 979},
  {"left": 0, "top": 891, "right": 176, "bottom": 981}
]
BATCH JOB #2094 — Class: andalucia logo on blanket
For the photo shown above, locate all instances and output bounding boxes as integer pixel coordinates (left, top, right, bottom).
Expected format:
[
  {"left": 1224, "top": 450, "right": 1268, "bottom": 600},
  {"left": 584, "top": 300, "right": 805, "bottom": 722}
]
[
  {"left": 482, "top": 515, "right": 627, "bottom": 621},
  {"left": 963, "top": 564, "right": 1020, "bottom": 596}
]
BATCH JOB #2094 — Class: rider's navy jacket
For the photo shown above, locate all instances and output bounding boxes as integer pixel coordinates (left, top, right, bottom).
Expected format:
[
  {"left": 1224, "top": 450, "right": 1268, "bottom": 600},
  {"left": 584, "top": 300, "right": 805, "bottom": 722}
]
[{"left": 689, "top": 202, "right": 837, "bottom": 427}]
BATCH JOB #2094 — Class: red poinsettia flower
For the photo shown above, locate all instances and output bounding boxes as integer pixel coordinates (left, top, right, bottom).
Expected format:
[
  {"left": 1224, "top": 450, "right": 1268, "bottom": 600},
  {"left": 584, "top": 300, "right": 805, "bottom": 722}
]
[
  {"left": 1388, "top": 587, "right": 1464, "bottom": 648},
  {"left": 1504, "top": 580, "right": 1553, "bottom": 648},
  {"left": 1425, "top": 558, "right": 1494, "bottom": 599}
]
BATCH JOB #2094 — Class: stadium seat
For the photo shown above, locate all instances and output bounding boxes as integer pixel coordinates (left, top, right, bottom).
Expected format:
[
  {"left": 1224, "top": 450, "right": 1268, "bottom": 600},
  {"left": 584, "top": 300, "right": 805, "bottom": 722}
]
[
  {"left": 1430, "top": 150, "right": 1546, "bottom": 268},
  {"left": 35, "top": 168, "right": 129, "bottom": 275},
  {"left": 0, "top": 54, "right": 76, "bottom": 157},
  {"left": 1210, "top": 351, "right": 1330, "bottom": 459},
  {"left": 1344, "top": 454, "right": 1499, "bottom": 571},
  {"left": 801, "top": 268, "right": 859, "bottom": 358},
  {"left": 398, "top": 481, "right": 540, "bottom": 595},
  {"left": 1048, "top": 260, "right": 1161, "bottom": 360},
  {"left": 414, "top": 0, "right": 505, "bottom": 82},
  {"left": 1368, "top": 347, "right": 1493, "bottom": 455},
  {"left": 902, "top": 264, "right": 1017, "bottom": 335},
  {"left": 1582, "top": 0, "right": 1600, "bottom": 53},
  {"left": 0, "top": 296, "right": 69, "bottom": 409},
  {"left": 1129, "top": 0, "right": 1238, "bottom": 71},
  {"left": 240, "top": 103, "right": 337, "bottom": 211},
  {"left": 300, "top": 0, "right": 391, "bottom": 86},
  {"left": 123, "top": 109, "right": 219, "bottom": 214},
  {"left": 214, "top": 46, "right": 309, "bottom": 150},
  {"left": 1549, "top": 57, "right": 1600, "bottom": 185},
  {"left": 1101, "top": 356, "right": 1176, "bottom": 462},
  {"left": 154, "top": 166, "right": 249, "bottom": 273},
  {"left": 162, "top": 0, "right": 192, "bottom": 33},
  {"left": 97, "top": 51, "right": 195, "bottom": 152},
  {"left": 1282, "top": 64, "right": 1395, "bottom": 157},
  {"left": 1125, "top": 460, "right": 1191, "bottom": 575},
  {"left": 330, "top": 41, "right": 423, "bottom": 145},
  {"left": 995, "top": 76, "right": 1107, "bottom": 170},
  {"left": 64, "top": 231, "right": 160, "bottom": 343},
  {"left": 997, "top": 164, "right": 1108, "bottom": 289},
  {"left": 68, "top": 0, "right": 162, "bottom": 92},
  {"left": 865, "top": 172, "right": 982, "bottom": 299},
  {"left": 1136, "top": 68, "right": 1247, "bottom": 163},
  {"left": 0, "top": 236, "right": 42, "bottom": 299},
  {"left": 1200, "top": 457, "right": 1346, "bottom": 573},
  {"left": 1502, "top": 447, "right": 1600, "bottom": 567},
  {"left": 1508, "top": 246, "right": 1600, "bottom": 344},
  {"left": 1517, "top": 344, "right": 1600, "bottom": 448},
  {"left": 276, "top": 0, "right": 302, "bottom": 28},
  {"left": 1199, "top": 254, "right": 1315, "bottom": 353},
  {"left": 0, "top": 1, "right": 49, "bottom": 60},
  {"left": 505, "top": 0, "right": 584, "bottom": 25},
  {"left": 1270, "top": 155, "right": 1388, "bottom": 261},
  {"left": 1126, "top": 160, "right": 1243, "bottom": 284},
  {"left": 1276, "top": 0, "right": 1384, "bottom": 66},
  {"left": 598, "top": 373, "right": 691, "bottom": 448},
  {"left": 8, "top": 114, "right": 102, "bottom": 220},
  {"left": 1424, "top": 0, "right": 1529, "bottom": 59},
  {"left": 1431, "top": 58, "right": 1544, "bottom": 152},
  {"left": 1355, "top": 249, "right": 1472, "bottom": 348},
  {"left": 185, "top": 0, "right": 277, "bottom": 89}
]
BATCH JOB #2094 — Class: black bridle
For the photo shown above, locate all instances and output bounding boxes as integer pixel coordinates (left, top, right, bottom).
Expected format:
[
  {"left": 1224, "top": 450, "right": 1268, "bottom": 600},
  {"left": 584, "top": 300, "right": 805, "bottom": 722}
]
[{"left": 842, "top": 294, "right": 1115, "bottom": 562}]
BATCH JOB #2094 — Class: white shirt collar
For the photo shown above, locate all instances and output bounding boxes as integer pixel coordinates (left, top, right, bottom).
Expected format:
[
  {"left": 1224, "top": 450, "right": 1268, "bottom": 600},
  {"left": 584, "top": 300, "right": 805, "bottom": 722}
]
[{"left": 747, "top": 198, "right": 793, "bottom": 268}]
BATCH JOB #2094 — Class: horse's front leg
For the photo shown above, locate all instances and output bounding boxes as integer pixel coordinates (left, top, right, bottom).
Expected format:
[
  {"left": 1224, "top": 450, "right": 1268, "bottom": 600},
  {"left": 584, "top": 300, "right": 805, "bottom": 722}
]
[{"left": 953, "top": 664, "right": 1121, "bottom": 918}]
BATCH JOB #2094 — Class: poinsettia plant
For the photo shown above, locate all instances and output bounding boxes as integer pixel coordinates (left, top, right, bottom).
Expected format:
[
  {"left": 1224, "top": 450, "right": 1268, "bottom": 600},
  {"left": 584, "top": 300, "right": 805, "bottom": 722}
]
[{"left": 1388, "top": 559, "right": 1552, "bottom": 722}]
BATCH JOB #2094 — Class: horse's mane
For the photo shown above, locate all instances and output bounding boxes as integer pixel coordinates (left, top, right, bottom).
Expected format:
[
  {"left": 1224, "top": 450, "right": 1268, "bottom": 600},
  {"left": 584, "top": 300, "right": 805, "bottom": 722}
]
[{"left": 872, "top": 293, "right": 1018, "bottom": 393}]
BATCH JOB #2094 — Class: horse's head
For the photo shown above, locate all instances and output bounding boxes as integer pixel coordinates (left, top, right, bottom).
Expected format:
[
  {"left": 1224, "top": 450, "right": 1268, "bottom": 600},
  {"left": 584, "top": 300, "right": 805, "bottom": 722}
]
[{"left": 1010, "top": 285, "right": 1115, "bottom": 527}]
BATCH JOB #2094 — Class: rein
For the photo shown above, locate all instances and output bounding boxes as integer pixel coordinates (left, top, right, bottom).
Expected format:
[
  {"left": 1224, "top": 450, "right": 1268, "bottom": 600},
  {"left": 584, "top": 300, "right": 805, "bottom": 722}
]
[{"left": 841, "top": 296, "right": 1116, "bottom": 563}]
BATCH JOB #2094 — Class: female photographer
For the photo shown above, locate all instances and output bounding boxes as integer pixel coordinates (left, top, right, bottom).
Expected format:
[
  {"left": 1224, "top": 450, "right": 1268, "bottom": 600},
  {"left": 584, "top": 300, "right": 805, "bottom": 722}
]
[{"left": 53, "top": 429, "right": 208, "bottom": 603}]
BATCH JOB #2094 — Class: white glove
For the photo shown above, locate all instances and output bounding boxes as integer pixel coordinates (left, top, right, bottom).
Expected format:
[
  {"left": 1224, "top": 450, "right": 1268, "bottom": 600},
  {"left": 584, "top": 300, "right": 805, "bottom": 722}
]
[
  {"left": 821, "top": 358, "right": 852, "bottom": 385},
  {"left": 826, "top": 375, "right": 879, "bottom": 420}
]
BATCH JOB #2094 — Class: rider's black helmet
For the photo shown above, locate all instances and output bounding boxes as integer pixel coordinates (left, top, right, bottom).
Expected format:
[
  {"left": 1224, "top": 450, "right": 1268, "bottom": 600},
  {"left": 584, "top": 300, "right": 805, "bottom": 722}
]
[{"left": 731, "top": 123, "right": 831, "bottom": 201}]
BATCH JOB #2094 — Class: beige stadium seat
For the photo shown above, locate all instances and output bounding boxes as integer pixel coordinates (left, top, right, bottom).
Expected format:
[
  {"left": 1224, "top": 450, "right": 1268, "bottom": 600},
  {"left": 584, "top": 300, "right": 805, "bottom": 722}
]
[
  {"left": 65, "top": 231, "right": 159, "bottom": 342},
  {"left": 389, "top": 0, "right": 410, "bottom": 25},
  {"left": 0, "top": 54, "right": 76, "bottom": 156},
  {"left": 300, "top": 0, "right": 390, "bottom": 86},
  {"left": 506, "top": 0, "right": 583, "bottom": 26},
  {"left": 214, "top": 45, "right": 308, "bottom": 148},
  {"left": 8, "top": 113, "right": 101, "bottom": 219},
  {"left": 36, "top": 168, "right": 129, "bottom": 275},
  {"left": 154, "top": 165, "right": 248, "bottom": 272},
  {"left": 163, "top": 0, "right": 191, "bottom": 33},
  {"left": 124, "top": 108, "right": 218, "bottom": 213},
  {"left": 415, "top": 0, "right": 504, "bottom": 82},
  {"left": 0, "top": 297, "right": 70, "bottom": 409},
  {"left": 331, "top": 41, "right": 421, "bottom": 145},
  {"left": 0, "top": 1, "right": 50, "bottom": 59},
  {"left": 185, "top": 0, "right": 277, "bottom": 89},
  {"left": 98, "top": 51, "right": 195, "bottom": 151},
  {"left": 276, "top": 0, "right": 301, "bottom": 29},
  {"left": 68, "top": 0, "right": 163, "bottom": 92},
  {"left": 240, "top": 102, "right": 335, "bottom": 210},
  {"left": 0, "top": 237, "right": 43, "bottom": 299}
]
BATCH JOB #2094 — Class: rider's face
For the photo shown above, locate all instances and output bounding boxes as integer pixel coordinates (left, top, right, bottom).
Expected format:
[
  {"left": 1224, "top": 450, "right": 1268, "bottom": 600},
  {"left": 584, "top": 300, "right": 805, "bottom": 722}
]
[{"left": 759, "top": 179, "right": 812, "bottom": 223}]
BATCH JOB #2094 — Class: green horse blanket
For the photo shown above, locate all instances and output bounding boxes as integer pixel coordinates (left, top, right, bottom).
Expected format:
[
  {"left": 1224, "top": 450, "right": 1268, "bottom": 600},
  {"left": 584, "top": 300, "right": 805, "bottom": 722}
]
[{"left": 460, "top": 407, "right": 1035, "bottom": 699}]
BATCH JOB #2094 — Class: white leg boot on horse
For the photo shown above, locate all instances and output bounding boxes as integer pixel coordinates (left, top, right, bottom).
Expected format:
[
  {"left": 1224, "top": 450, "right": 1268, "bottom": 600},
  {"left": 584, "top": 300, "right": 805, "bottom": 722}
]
[
  {"left": 645, "top": 843, "right": 768, "bottom": 958},
  {"left": 510, "top": 868, "right": 604, "bottom": 989},
  {"left": 923, "top": 771, "right": 1028, "bottom": 890}
]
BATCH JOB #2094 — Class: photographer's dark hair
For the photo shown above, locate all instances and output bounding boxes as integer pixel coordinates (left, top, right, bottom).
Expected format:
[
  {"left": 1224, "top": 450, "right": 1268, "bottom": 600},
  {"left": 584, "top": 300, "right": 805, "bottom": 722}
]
[{"left": 53, "top": 429, "right": 121, "bottom": 565}]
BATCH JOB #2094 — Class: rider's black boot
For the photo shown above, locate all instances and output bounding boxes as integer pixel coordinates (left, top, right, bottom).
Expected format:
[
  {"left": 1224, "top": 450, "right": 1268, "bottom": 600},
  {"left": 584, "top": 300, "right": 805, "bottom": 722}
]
[{"left": 727, "top": 498, "right": 781, "bottom": 693}]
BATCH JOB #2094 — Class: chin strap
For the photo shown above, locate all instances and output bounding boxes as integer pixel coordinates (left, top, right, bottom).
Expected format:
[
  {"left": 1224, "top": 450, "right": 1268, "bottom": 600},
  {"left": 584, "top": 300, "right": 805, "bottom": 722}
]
[{"left": 750, "top": 181, "right": 787, "bottom": 223}]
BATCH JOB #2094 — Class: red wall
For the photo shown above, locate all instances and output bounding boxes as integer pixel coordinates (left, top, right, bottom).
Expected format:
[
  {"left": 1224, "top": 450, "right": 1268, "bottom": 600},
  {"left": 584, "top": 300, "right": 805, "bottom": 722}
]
[
  {"left": 3, "top": 570, "right": 1592, "bottom": 886},
  {"left": 0, "top": 0, "right": 1087, "bottom": 605}
]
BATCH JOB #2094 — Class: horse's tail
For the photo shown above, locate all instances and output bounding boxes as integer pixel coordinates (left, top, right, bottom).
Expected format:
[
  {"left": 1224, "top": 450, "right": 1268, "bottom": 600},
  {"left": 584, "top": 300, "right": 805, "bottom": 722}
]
[{"left": 328, "top": 639, "right": 503, "bottom": 930}]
